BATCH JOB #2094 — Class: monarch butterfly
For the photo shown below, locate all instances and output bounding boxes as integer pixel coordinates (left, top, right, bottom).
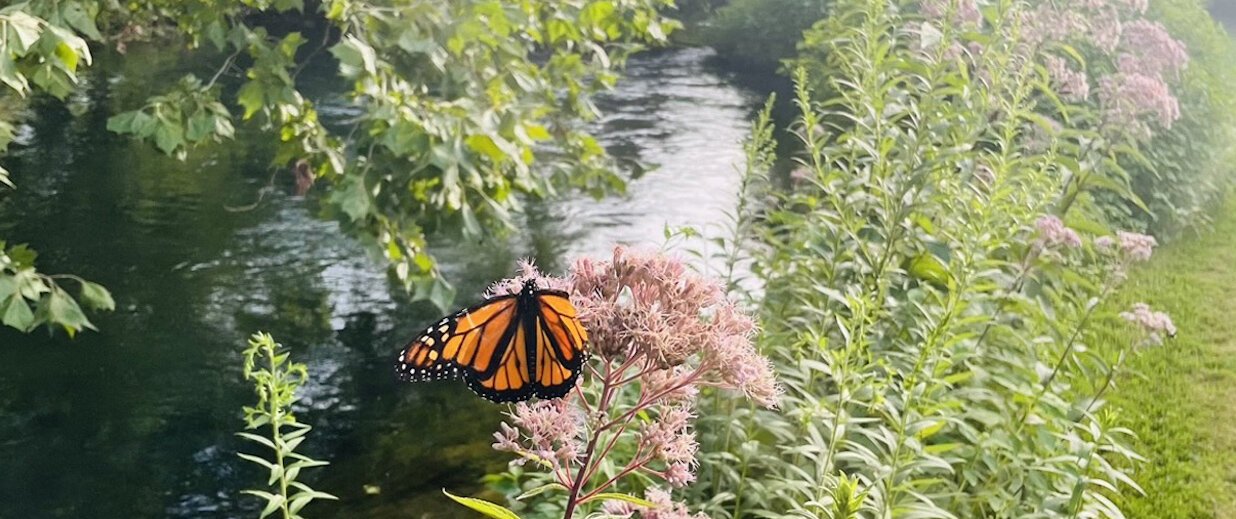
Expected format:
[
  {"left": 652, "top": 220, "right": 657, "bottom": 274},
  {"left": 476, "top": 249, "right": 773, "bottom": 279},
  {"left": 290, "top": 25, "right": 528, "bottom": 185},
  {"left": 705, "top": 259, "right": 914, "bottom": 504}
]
[{"left": 394, "top": 279, "right": 590, "bottom": 403}]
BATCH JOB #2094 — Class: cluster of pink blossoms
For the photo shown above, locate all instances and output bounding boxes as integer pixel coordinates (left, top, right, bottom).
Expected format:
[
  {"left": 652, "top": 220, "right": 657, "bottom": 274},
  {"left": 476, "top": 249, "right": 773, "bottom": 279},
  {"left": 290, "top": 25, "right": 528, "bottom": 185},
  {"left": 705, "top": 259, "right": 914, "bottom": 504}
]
[
  {"left": 1115, "top": 230, "right": 1158, "bottom": 261},
  {"left": 1116, "top": 20, "right": 1189, "bottom": 78},
  {"left": 1035, "top": 215, "right": 1082, "bottom": 251},
  {"left": 1094, "top": 230, "right": 1157, "bottom": 283},
  {"left": 1098, "top": 73, "right": 1182, "bottom": 138},
  {"left": 602, "top": 488, "right": 705, "bottom": 519},
  {"left": 571, "top": 246, "right": 780, "bottom": 406},
  {"left": 491, "top": 249, "right": 780, "bottom": 518},
  {"left": 1016, "top": 0, "right": 1189, "bottom": 140},
  {"left": 492, "top": 399, "right": 582, "bottom": 469},
  {"left": 1120, "top": 302, "right": 1177, "bottom": 345},
  {"left": 1044, "top": 55, "right": 1090, "bottom": 102}
]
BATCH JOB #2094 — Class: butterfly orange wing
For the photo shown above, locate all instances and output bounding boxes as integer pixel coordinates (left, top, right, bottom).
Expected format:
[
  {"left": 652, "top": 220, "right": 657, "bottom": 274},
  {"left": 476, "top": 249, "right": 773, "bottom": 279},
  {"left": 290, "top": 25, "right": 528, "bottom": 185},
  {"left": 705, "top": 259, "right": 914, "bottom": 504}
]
[
  {"left": 530, "top": 292, "right": 589, "bottom": 399},
  {"left": 395, "top": 295, "right": 519, "bottom": 384}
]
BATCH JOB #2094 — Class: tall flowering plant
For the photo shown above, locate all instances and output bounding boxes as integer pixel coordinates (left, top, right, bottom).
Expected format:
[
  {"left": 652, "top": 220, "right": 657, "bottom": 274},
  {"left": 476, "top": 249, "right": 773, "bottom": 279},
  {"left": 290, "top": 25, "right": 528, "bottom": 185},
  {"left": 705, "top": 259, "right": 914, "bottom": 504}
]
[{"left": 475, "top": 248, "right": 779, "bottom": 519}]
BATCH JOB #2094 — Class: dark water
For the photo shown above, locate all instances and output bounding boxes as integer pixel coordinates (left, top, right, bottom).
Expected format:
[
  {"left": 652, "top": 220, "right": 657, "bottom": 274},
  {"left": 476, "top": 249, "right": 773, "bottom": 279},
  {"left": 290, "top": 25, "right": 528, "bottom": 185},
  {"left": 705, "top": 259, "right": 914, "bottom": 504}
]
[
  {"left": 0, "top": 47, "right": 761, "bottom": 518},
  {"left": 1212, "top": 3, "right": 1236, "bottom": 32}
]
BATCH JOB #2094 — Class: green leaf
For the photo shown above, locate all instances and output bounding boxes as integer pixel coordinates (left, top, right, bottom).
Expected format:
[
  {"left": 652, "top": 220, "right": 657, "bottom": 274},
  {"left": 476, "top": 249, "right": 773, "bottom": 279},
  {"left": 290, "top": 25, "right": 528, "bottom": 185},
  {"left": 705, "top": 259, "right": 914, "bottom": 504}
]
[
  {"left": 48, "top": 290, "right": 92, "bottom": 336},
  {"left": 0, "top": 277, "right": 16, "bottom": 300},
  {"left": 236, "top": 432, "right": 276, "bottom": 450},
  {"left": 61, "top": 2, "right": 102, "bottom": 40},
  {"left": 238, "top": 452, "right": 274, "bottom": 469},
  {"left": 237, "top": 81, "right": 265, "bottom": 120},
  {"left": 53, "top": 42, "right": 79, "bottom": 73},
  {"left": 2, "top": 295, "right": 33, "bottom": 331},
  {"left": 258, "top": 492, "right": 285, "bottom": 519},
  {"left": 514, "top": 482, "right": 567, "bottom": 501},
  {"left": 106, "top": 111, "right": 140, "bottom": 133},
  {"left": 0, "top": 54, "right": 27, "bottom": 95},
  {"left": 131, "top": 112, "right": 157, "bottom": 136},
  {"left": 412, "top": 276, "right": 456, "bottom": 314},
  {"left": 0, "top": 119, "right": 14, "bottom": 153},
  {"left": 331, "top": 35, "right": 377, "bottom": 77},
  {"left": 329, "top": 175, "right": 371, "bottom": 221},
  {"left": 79, "top": 281, "right": 114, "bottom": 311},
  {"left": 186, "top": 113, "right": 216, "bottom": 142},
  {"left": 466, "top": 134, "right": 506, "bottom": 162},
  {"left": 43, "top": 25, "right": 91, "bottom": 68},
  {"left": 524, "top": 124, "right": 551, "bottom": 141},
  {"left": 154, "top": 122, "right": 185, "bottom": 155},
  {"left": 442, "top": 490, "right": 521, "bottom": 519},
  {"left": 460, "top": 204, "right": 482, "bottom": 237},
  {"left": 908, "top": 252, "right": 950, "bottom": 287},
  {"left": 580, "top": 492, "right": 658, "bottom": 508},
  {"left": 3, "top": 11, "right": 43, "bottom": 53}
]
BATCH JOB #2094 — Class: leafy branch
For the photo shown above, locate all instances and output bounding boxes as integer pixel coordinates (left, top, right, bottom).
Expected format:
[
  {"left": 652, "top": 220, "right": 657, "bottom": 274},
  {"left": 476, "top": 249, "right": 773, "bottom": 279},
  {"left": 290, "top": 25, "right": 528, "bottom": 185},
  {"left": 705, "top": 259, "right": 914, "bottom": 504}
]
[{"left": 0, "top": 242, "right": 113, "bottom": 336}]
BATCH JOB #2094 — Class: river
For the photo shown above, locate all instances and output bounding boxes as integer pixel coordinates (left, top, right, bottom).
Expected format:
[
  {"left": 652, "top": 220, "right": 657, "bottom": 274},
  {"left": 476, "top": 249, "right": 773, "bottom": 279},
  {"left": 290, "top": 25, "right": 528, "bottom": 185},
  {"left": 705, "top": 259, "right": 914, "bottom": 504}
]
[{"left": 0, "top": 47, "right": 762, "bottom": 518}]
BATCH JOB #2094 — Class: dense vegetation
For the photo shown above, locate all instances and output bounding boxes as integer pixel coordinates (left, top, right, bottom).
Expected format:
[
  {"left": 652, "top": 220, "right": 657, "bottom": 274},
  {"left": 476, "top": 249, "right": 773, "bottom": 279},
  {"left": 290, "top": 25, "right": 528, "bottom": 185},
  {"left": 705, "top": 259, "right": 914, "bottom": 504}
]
[
  {"left": 482, "top": 0, "right": 1236, "bottom": 517},
  {"left": 4, "top": 0, "right": 1236, "bottom": 518}
]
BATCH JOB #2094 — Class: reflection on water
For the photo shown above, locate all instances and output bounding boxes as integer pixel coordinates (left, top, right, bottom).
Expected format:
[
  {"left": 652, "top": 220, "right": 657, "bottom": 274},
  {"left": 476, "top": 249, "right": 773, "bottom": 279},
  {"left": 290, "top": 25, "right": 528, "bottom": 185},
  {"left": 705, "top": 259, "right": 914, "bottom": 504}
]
[{"left": 0, "top": 47, "right": 759, "bottom": 518}]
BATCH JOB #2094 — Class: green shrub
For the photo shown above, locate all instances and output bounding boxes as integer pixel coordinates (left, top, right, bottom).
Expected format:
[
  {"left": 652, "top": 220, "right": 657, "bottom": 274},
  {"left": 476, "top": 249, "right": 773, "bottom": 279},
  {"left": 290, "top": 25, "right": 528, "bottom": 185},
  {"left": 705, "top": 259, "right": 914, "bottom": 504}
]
[
  {"left": 1127, "top": 0, "right": 1236, "bottom": 236},
  {"left": 686, "top": 0, "right": 1205, "bottom": 516}
]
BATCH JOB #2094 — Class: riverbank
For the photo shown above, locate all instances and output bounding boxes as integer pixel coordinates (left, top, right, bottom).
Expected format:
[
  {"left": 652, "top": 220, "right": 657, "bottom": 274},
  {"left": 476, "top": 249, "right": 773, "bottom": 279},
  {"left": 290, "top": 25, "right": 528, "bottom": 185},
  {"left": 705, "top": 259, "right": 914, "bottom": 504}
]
[{"left": 1109, "top": 198, "right": 1236, "bottom": 518}]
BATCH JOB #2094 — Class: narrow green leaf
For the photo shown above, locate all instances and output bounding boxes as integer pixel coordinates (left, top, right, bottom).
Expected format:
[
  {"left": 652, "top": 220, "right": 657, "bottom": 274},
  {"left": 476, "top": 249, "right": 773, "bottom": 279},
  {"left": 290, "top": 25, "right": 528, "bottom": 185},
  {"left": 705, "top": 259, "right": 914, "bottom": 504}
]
[
  {"left": 442, "top": 490, "right": 521, "bottom": 519},
  {"left": 514, "top": 482, "right": 568, "bottom": 501},
  {"left": 580, "top": 492, "right": 658, "bottom": 508},
  {"left": 237, "top": 452, "right": 275, "bottom": 470}
]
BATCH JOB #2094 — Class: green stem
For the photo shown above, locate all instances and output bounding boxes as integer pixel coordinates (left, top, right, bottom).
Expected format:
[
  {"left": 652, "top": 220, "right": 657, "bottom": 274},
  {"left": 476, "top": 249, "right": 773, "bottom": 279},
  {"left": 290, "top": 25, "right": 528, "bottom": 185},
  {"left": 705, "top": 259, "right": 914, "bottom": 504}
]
[{"left": 266, "top": 344, "right": 293, "bottom": 519}]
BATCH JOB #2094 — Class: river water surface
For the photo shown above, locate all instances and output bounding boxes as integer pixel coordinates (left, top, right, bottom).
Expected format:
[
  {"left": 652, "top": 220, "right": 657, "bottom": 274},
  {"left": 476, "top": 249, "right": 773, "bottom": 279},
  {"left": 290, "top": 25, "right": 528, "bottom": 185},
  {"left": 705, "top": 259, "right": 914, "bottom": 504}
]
[{"left": 0, "top": 47, "right": 761, "bottom": 518}]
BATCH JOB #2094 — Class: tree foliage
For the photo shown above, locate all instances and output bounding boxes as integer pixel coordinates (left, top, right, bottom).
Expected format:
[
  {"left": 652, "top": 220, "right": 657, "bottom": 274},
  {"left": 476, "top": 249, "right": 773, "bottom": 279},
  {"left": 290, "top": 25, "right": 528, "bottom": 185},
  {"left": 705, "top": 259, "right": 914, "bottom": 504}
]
[
  {"left": 0, "top": 0, "right": 679, "bottom": 334},
  {"left": 0, "top": 1, "right": 109, "bottom": 335}
]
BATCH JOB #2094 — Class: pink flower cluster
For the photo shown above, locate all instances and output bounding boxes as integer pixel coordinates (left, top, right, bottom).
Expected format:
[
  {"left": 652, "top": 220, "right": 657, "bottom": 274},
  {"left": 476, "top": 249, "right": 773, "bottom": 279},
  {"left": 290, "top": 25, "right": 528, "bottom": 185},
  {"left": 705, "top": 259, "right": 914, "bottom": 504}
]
[
  {"left": 488, "top": 250, "right": 780, "bottom": 518},
  {"left": 492, "top": 399, "right": 583, "bottom": 468},
  {"left": 485, "top": 260, "right": 569, "bottom": 297},
  {"left": 1035, "top": 215, "right": 1082, "bottom": 250},
  {"left": 1021, "top": 4, "right": 1086, "bottom": 49},
  {"left": 572, "top": 246, "right": 780, "bottom": 407},
  {"left": 1116, "top": 20, "right": 1189, "bottom": 78},
  {"left": 601, "top": 488, "right": 706, "bottom": 519},
  {"left": 1120, "top": 302, "right": 1177, "bottom": 345},
  {"left": 1088, "top": 10, "right": 1124, "bottom": 53},
  {"left": 1098, "top": 73, "right": 1182, "bottom": 139},
  {"left": 1015, "top": 0, "right": 1189, "bottom": 139},
  {"left": 640, "top": 406, "right": 698, "bottom": 487},
  {"left": 1116, "top": 230, "right": 1157, "bottom": 261},
  {"left": 1044, "top": 55, "right": 1090, "bottom": 102}
]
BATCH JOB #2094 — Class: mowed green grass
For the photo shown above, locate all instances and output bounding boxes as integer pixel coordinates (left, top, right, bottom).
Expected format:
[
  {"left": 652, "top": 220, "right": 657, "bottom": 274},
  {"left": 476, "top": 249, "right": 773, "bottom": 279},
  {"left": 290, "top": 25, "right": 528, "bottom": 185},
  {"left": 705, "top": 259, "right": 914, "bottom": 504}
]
[{"left": 1108, "top": 201, "right": 1236, "bottom": 518}]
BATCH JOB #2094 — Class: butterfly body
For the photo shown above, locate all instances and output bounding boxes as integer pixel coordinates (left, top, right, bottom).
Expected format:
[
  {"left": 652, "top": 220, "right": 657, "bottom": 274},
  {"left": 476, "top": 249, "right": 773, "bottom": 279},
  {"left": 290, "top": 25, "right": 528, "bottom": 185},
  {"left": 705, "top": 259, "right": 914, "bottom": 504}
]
[{"left": 395, "top": 280, "right": 589, "bottom": 403}]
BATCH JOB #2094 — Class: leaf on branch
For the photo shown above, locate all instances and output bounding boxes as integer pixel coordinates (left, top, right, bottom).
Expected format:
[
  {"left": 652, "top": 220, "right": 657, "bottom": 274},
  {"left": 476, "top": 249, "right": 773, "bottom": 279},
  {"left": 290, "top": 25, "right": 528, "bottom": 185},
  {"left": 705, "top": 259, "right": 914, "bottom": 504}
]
[
  {"left": 442, "top": 490, "right": 522, "bottom": 519},
  {"left": 47, "top": 289, "right": 94, "bottom": 337},
  {"left": 79, "top": 281, "right": 114, "bottom": 311},
  {"left": 580, "top": 492, "right": 658, "bottom": 508},
  {"left": 1, "top": 295, "right": 33, "bottom": 331}
]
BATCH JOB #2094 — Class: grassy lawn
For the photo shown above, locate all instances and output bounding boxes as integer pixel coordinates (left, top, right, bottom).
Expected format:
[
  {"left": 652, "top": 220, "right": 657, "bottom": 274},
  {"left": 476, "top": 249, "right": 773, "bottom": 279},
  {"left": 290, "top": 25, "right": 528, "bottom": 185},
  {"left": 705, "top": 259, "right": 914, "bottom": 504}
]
[{"left": 1108, "top": 199, "right": 1236, "bottom": 518}]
